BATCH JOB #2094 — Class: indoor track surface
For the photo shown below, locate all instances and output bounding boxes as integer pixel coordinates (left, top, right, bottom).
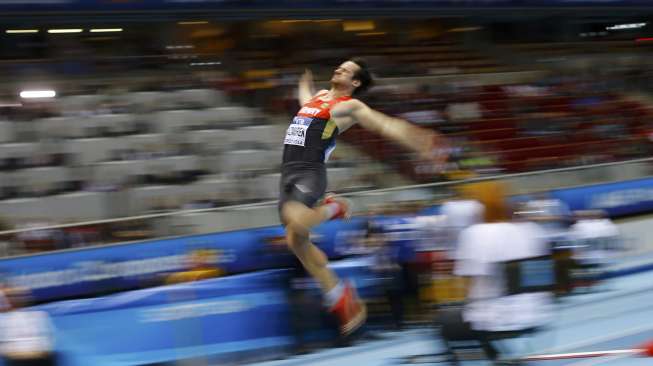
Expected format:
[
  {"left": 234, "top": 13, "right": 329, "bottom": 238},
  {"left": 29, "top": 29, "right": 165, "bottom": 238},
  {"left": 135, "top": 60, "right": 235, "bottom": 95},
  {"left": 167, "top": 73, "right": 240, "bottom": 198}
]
[{"left": 251, "top": 255, "right": 653, "bottom": 366}]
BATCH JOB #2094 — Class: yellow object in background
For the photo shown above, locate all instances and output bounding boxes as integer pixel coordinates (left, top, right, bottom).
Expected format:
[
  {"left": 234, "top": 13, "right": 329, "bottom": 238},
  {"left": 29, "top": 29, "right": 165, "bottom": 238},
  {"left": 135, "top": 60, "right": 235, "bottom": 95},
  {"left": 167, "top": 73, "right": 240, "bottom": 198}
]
[
  {"left": 421, "top": 275, "right": 467, "bottom": 305},
  {"left": 165, "top": 249, "right": 224, "bottom": 285},
  {"left": 165, "top": 268, "right": 223, "bottom": 285}
]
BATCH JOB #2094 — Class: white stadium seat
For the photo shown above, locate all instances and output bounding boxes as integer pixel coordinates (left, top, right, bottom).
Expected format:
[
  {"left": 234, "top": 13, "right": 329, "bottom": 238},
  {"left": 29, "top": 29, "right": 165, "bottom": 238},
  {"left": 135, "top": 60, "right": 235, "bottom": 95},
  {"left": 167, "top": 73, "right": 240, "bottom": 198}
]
[
  {"left": 153, "top": 110, "right": 194, "bottom": 134},
  {"left": 230, "top": 124, "right": 285, "bottom": 147},
  {"left": 249, "top": 173, "right": 281, "bottom": 200},
  {"left": 0, "top": 198, "right": 49, "bottom": 222},
  {"left": 185, "top": 129, "right": 231, "bottom": 154},
  {"left": 36, "top": 117, "right": 73, "bottom": 139},
  {"left": 39, "top": 116, "right": 102, "bottom": 139},
  {"left": 94, "top": 155, "right": 200, "bottom": 184},
  {"left": 145, "top": 155, "right": 200, "bottom": 175},
  {"left": 0, "top": 192, "right": 107, "bottom": 223},
  {"left": 65, "top": 138, "right": 129, "bottom": 165},
  {"left": 0, "top": 142, "right": 38, "bottom": 160},
  {"left": 173, "top": 88, "right": 227, "bottom": 108},
  {"left": 128, "top": 185, "right": 192, "bottom": 214},
  {"left": 91, "top": 113, "right": 135, "bottom": 135},
  {"left": 125, "top": 134, "right": 167, "bottom": 150},
  {"left": 16, "top": 167, "right": 69, "bottom": 195},
  {"left": 219, "top": 149, "right": 271, "bottom": 172},
  {"left": 198, "top": 156, "right": 222, "bottom": 174},
  {"left": 58, "top": 94, "right": 105, "bottom": 113},
  {"left": 188, "top": 177, "right": 239, "bottom": 198},
  {"left": 204, "top": 106, "right": 259, "bottom": 127},
  {"left": 0, "top": 122, "right": 13, "bottom": 143},
  {"left": 126, "top": 91, "right": 171, "bottom": 112},
  {"left": 185, "top": 109, "right": 217, "bottom": 129},
  {"left": 93, "top": 160, "right": 145, "bottom": 185},
  {"left": 328, "top": 167, "right": 356, "bottom": 191}
]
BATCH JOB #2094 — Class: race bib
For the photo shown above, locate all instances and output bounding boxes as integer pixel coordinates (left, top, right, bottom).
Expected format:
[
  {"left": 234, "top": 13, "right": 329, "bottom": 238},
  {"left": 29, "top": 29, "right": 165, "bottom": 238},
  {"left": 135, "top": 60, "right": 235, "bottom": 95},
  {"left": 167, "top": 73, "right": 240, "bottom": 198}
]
[{"left": 284, "top": 117, "right": 311, "bottom": 146}]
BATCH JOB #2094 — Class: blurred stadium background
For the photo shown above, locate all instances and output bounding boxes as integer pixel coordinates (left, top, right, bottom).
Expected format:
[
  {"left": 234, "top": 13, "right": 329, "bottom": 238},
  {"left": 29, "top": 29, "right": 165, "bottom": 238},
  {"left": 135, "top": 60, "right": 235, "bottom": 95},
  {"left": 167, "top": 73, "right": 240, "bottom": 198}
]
[{"left": 0, "top": 0, "right": 652, "bottom": 365}]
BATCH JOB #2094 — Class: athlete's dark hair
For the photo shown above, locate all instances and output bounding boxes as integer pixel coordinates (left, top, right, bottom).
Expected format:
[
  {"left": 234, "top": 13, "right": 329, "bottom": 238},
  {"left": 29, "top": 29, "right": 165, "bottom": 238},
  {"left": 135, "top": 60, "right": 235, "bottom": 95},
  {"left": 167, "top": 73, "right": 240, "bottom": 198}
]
[{"left": 349, "top": 57, "right": 373, "bottom": 96}]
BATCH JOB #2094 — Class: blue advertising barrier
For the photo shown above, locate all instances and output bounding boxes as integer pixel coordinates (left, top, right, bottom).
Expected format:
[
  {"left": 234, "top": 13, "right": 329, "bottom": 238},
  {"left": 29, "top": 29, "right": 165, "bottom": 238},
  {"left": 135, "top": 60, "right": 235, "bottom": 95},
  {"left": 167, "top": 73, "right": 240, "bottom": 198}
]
[
  {"left": 549, "top": 177, "right": 653, "bottom": 217},
  {"left": 3, "top": 178, "right": 653, "bottom": 303},
  {"left": 367, "top": 215, "right": 426, "bottom": 263},
  {"left": 25, "top": 257, "right": 379, "bottom": 366},
  {"left": 34, "top": 270, "right": 293, "bottom": 366},
  {"left": 299, "top": 256, "right": 384, "bottom": 299},
  {"left": 420, "top": 177, "right": 653, "bottom": 219},
  {"left": 0, "top": 218, "right": 367, "bottom": 302}
]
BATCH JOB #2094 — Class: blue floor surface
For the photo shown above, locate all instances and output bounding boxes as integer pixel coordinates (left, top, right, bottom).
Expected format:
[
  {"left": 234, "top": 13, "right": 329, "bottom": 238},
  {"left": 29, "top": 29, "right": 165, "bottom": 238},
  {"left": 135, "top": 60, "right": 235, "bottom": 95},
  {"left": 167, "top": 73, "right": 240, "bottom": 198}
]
[{"left": 250, "top": 266, "right": 653, "bottom": 366}]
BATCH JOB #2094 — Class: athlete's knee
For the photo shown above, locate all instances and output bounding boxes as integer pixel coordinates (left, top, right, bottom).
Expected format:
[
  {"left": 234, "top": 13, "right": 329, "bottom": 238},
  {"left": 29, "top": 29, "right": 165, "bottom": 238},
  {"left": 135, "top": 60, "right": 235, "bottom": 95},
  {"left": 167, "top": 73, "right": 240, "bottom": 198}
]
[
  {"left": 285, "top": 227, "right": 309, "bottom": 251},
  {"left": 281, "top": 201, "right": 311, "bottom": 236}
]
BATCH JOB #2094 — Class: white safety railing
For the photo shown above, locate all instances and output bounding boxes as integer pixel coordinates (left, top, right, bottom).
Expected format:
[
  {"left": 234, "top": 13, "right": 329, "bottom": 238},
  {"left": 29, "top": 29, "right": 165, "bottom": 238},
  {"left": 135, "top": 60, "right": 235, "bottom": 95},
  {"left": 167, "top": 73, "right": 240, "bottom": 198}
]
[{"left": 1, "top": 156, "right": 651, "bottom": 237}]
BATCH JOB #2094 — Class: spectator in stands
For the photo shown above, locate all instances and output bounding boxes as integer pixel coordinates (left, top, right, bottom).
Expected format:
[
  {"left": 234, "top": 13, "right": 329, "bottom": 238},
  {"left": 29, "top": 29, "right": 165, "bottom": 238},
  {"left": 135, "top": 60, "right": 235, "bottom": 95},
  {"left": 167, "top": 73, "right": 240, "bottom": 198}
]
[
  {"left": 503, "top": 84, "right": 550, "bottom": 98},
  {"left": 400, "top": 108, "right": 444, "bottom": 128},
  {"left": 522, "top": 192, "right": 572, "bottom": 241},
  {"left": 0, "top": 218, "right": 11, "bottom": 257},
  {"left": 361, "top": 222, "right": 404, "bottom": 330},
  {"left": 416, "top": 185, "right": 486, "bottom": 307},
  {"left": 440, "top": 184, "right": 485, "bottom": 253},
  {"left": 182, "top": 195, "right": 216, "bottom": 210},
  {"left": 0, "top": 217, "right": 10, "bottom": 231},
  {"left": 0, "top": 286, "right": 57, "bottom": 366},
  {"left": 16, "top": 220, "right": 64, "bottom": 254},
  {"left": 444, "top": 99, "right": 481, "bottom": 122},
  {"left": 569, "top": 210, "right": 622, "bottom": 289}
]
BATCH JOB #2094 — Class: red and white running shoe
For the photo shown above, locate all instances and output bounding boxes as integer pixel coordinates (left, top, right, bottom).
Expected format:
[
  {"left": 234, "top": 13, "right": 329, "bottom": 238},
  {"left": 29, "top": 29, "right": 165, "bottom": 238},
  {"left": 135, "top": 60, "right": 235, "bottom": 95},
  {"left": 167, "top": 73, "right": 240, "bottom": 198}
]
[
  {"left": 323, "top": 193, "right": 352, "bottom": 220},
  {"left": 329, "top": 281, "right": 367, "bottom": 335}
]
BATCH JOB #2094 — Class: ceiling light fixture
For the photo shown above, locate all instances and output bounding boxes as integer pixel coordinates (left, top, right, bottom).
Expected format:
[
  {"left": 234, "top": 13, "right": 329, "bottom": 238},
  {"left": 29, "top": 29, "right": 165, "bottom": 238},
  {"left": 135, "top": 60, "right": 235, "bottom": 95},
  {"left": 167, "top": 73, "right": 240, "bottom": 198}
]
[
  {"left": 20, "top": 90, "right": 56, "bottom": 99},
  {"left": 90, "top": 28, "right": 123, "bottom": 33},
  {"left": 6, "top": 29, "right": 39, "bottom": 34},
  {"left": 48, "top": 29, "right": 83, "bottom": 34}
]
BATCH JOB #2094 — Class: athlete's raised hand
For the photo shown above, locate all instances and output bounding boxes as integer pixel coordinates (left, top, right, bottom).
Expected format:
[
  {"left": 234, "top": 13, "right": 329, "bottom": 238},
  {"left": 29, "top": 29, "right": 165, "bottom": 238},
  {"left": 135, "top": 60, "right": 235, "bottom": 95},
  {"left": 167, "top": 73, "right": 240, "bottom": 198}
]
[
  {"left": 300, "top": 69, "right": 314, "bottom": 88},
  {"left": 420, "top": 131, "right": 450, "bottom": 173},
  {"left": 420, "top": 131, "right": 450, "bottom": 165},
  {"left": 298, "top": 69, "right": 315, "bottom": 105}
]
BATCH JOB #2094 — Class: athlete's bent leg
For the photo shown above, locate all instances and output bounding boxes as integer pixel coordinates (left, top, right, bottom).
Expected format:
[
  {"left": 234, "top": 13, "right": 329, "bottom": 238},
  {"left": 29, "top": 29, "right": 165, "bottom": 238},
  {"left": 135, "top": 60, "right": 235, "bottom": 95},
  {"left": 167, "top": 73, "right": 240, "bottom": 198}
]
[
  {"left": 281, "top": 198, "right": 347, "bottom": 237},
  {"left": 281, "top": 199, "right": 366, "bottom": 335},
  {"left": 281, "top": 199, "right": 345, "bottom": 289},
  {"left": 285, "top": 224, "right": 339, "bottom": 292}
]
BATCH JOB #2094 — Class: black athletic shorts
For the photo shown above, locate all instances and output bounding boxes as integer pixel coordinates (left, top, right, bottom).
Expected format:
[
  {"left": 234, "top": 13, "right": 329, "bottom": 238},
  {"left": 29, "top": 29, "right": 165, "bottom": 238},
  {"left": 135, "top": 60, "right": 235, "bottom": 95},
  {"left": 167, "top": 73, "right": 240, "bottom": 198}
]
[{"left": 278, "top": 162, "right": 327, "bottom": 224}]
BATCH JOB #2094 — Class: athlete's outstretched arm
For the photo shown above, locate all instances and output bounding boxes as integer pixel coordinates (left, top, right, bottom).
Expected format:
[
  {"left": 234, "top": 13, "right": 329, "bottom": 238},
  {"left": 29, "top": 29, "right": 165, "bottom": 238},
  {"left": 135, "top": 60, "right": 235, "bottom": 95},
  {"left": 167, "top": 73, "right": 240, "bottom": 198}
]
[
  {"left": 341, "top": 99, "right": 448, "bottom": 161},
  {"left": 298, "top": 69, "right": 316, "bottom": 106}
]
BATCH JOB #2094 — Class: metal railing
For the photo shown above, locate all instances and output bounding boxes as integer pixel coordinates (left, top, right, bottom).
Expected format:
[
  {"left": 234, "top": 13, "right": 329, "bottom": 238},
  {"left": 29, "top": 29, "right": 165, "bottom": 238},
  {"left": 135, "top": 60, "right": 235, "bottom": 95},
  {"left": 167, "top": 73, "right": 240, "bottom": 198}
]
[{"left": 1, "top": 156, "right": 651, "bottom": 239}]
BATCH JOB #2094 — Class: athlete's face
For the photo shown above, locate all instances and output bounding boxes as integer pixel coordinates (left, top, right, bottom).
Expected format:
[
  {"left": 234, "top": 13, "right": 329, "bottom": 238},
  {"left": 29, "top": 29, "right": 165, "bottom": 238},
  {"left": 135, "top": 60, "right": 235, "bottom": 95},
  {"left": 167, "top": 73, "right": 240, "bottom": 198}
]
[{"left": 331, "top": 61, "right": 361, "bottom": 90}]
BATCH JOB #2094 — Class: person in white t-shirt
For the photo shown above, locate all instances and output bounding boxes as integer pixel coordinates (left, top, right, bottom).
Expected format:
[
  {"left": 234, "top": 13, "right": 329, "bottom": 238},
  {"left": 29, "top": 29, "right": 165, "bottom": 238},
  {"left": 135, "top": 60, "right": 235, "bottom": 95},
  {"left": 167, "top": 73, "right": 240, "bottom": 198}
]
[
  {"left": 440, "top": 197, "right": 484, "bottom": 253},
  {"left": 417, "top": 190, "right": 484, "bottom": 306},
  {"left": 0, "top": 287, "right": 56, "bottom": 366},
  {"left": 455, "top": 221, "right": 553, "bottom": 332},
  {"left": 437, "top": 181, "right": 554, "bottom": 362},
  {"left": 569, "top": 210, "right": 621, "bottom": 286},
  {"left": 522, "top": 193, "right": 572, "bottom": 245}
]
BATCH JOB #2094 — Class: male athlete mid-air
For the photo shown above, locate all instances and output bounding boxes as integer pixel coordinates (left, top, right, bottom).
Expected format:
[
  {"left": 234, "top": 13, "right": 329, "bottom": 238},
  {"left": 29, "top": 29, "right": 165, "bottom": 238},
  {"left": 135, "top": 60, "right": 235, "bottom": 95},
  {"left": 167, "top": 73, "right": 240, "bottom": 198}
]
[{"left": 279, "top": 58, "right": 446, "bottom": 335}]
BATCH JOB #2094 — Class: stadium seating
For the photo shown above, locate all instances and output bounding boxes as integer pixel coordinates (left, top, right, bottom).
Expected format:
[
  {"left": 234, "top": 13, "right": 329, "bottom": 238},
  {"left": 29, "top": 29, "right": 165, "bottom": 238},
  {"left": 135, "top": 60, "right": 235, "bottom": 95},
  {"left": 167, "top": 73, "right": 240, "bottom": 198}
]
[
  {"left": 1, "top": 67, "right": 651, "bottom": 224},
  {"left": 0, "top": 121, "right": 13, "bottom": 143},
  {"left": 343, "top": 79, "right": 652, "bottom": 180}
]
